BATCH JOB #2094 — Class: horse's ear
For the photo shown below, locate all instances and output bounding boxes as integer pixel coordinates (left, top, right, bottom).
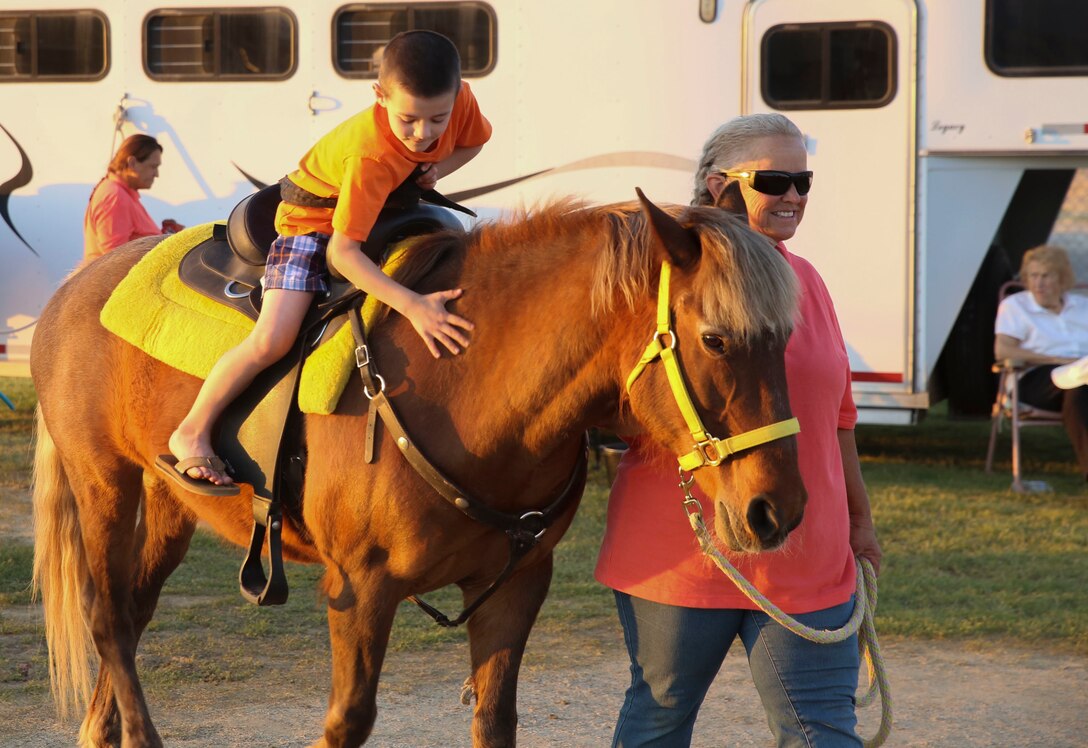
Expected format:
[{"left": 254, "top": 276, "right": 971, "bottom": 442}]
[{"left": 635, "top": 187, "right": 700, "bottom": 269}]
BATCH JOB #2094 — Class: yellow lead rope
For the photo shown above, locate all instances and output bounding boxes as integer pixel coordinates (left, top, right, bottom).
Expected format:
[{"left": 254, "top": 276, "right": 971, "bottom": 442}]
[{"left": 681, "top": 482, "right": 892, "bottom": 747}]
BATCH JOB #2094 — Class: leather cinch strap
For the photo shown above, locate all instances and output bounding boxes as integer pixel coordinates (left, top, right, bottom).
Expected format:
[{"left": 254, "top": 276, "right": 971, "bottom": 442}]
[
  {"left": 348, "top": 305, "right": 587, "bottom": 627},
  {"left": 625, "top": 261, "right": 800, "bottom": 472}
]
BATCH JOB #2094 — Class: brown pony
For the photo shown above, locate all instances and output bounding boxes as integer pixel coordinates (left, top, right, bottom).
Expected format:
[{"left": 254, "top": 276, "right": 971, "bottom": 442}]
[{"left": 31, "top": 193, "right": 806, "bottom": 748}]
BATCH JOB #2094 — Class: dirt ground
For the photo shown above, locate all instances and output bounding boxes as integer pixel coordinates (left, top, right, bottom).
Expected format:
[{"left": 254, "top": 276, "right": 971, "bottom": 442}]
[
  {"left": 3, "top": 487, "right": 1087, "bottom": 746},
  {"left": 2, "top": 627, "right": 1086, "bottom": 747}
]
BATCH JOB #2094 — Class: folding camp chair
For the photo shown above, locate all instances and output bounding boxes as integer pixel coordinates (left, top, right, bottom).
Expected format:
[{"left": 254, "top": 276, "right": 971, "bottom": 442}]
[{"left": 984, "top": 280, "right": 1067, "bottom": 492}]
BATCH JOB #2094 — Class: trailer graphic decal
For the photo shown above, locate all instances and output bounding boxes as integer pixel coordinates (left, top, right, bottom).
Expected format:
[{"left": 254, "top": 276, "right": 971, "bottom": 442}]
[
  {"left": 449, "top": 152, "right": 696, "bottom": 202},
  {"left": 233, "top": 162, "right": 270, "bottom": 191},
  {"left": 231, "top": 151, "right": 695, "bottom": 207},
  {"left": 0, "top": 123, "right": 36, "bottom": 257}
]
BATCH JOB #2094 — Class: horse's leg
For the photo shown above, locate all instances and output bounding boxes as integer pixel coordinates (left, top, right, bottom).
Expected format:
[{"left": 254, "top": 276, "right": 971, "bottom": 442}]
[
  {"left": 80, "top": 674, "right": 121, "bottom": 748},
  {"left": 464, "top": 553, "right": 554, "bottom": 748},
  {"left": 80, "top": 475, "right": 197, "bottom": 747},
  {"left": 313, "top": 567, "right": 401, "bottom": 748},
  {"left": 65, "top": 460, "right": 168, "bottom": 748}
]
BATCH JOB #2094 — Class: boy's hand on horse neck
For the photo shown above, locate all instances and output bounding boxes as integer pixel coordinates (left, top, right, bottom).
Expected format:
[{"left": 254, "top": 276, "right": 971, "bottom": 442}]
[
  {"left": 404, "top": 289, "right": 474, "bottom": 358},
  {"left": 327, "top": 235, "right": 473, "bottom": 357}
]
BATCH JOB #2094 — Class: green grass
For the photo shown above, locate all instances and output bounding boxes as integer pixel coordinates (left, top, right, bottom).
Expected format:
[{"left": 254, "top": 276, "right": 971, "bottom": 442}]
[
  {"left": 857, "top": 405, "right": 1088, "bottom": 651},
  {"left": 2, "top": 373, "right": 1087, "bottom": 696},
  {"left": 0, "top": 377, "right": 35, "bottom": 493},
  {"left": 0, "top": 544, "right": 34, "bottom": 607}
]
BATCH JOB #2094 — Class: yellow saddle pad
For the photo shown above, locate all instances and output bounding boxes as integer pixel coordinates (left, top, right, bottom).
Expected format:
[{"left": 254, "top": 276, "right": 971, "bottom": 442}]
[{"left": 99, "top": 222, "right": 396, "bottom": 415}]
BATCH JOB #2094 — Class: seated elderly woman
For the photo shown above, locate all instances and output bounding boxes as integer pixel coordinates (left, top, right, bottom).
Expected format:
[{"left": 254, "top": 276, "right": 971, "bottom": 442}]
[{"left": 994, "top": 243, "right": 1088, "bottom": 480}]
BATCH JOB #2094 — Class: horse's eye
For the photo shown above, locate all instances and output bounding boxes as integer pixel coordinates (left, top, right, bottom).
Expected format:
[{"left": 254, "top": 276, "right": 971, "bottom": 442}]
[{"left": 701, "top": 334, "right": 726, "bottom": 353}]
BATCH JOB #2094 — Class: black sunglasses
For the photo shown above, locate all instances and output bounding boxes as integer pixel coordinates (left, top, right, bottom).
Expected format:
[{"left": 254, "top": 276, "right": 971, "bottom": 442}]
[{"left": 721, "top": 170, "right": 813, "bottom": 196}]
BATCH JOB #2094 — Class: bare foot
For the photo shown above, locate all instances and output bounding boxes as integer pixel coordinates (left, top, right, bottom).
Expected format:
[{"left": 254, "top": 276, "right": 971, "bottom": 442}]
[{"left": 167, "top": 428, "right": 234, "bottom": 485}]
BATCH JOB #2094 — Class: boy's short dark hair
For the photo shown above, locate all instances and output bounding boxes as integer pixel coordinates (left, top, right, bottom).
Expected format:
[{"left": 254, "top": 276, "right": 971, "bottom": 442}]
[{"left": 379, "top": 30, "right": 461, "bottom": 98}]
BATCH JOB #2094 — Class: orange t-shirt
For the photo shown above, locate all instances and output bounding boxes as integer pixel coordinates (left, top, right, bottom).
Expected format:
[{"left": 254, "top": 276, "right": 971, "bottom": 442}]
[
  {"left": 83, "top": 174, "right": 162, "bottom": 262},
  {"left": 274, "top": 81, "right": 492, "bottom": 242},
  {"left": 595, "top": 244, "right": 858, "bottom": 613}
]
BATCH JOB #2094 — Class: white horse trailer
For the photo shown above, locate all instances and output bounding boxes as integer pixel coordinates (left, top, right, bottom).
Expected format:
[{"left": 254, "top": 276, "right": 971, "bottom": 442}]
[{"left": 1, "top": 0, "right": 1086, "bottom": 423}]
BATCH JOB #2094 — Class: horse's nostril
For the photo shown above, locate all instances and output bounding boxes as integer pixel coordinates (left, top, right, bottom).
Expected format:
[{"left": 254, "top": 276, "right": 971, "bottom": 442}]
[{"left": 747, "top": 496, "right": 780, "bottom": 544}]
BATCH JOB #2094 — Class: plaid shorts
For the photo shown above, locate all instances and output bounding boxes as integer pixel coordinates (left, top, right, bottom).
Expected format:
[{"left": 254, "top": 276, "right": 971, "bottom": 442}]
[{"left": 263, "top": 232, "right": 331, "bottom": 293}]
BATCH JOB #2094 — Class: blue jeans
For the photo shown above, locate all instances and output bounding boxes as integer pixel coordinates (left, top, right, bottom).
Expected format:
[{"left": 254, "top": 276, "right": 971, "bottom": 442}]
[{"left": 612, "top": 592, "right": 861, "bottom": 748}]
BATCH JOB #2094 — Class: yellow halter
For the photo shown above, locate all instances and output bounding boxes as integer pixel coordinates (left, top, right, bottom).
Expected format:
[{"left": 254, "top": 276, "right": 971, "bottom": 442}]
[{"left": 625, "top": 261, "right": 800, "bottom": 472}]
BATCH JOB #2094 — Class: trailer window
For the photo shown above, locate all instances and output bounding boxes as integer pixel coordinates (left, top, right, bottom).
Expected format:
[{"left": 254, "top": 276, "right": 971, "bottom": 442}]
[
  {"left": 334, "top": 3, "right": 496, "bottom": 78},
  {"left": 0, "top": 11, "right": 108, "bottom": 81},
  {"left": 762, "top": 22, "right": 896, "bottom": 110},
  {"left": 986, "top": 0, "right": 1088, "bottom": 76},
  {"left": 144, "top": 8, "right": 297, "bottom": 81}
]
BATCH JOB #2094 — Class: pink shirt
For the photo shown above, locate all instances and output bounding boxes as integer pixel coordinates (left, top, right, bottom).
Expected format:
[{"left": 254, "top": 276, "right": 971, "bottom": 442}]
[
  {"left": 594, "top": 244, "right": 858, "bottom": 613},
  {"left": 83, "top": 174, "right": 161, "bottom": 261}
]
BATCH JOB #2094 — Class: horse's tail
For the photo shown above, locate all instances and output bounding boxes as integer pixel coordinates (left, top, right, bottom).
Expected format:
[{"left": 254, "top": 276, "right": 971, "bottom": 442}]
[{"left": 31, "top": 405, "right": 94, "bottom": 718}]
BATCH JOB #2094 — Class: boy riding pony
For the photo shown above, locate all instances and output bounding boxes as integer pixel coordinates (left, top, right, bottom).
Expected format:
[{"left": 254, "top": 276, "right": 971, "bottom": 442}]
[{"left": 157, "top": 30, "right": 492, "bottom": 493}]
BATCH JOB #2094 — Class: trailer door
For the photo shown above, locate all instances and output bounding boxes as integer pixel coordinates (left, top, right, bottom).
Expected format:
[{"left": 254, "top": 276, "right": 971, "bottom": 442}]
[{"left": 744, "top": 0, "right": 918, "bottom": 423}]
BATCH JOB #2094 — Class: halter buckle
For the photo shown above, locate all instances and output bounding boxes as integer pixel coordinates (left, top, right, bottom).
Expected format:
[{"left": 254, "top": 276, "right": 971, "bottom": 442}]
[
  {"left": 696, "top": 438, "right": 724, "bottom": 468},
  {"left": 653, "top": 329, "right": 676, "bottom": 350},
  {"left": 678, "top": 438, "right": 726, "bottom": 472}
]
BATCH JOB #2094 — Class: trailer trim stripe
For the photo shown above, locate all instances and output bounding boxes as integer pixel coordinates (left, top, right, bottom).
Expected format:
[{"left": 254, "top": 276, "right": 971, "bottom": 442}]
[
  {"left": 1040, "top": 123, "right": 1088, "bottom": 135},
  {"left": 851, "top": 372, "right": 904, "bottom": 383}
]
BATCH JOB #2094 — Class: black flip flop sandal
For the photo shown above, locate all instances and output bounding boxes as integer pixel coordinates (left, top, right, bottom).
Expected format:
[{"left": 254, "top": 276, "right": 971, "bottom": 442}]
[{"left": 154, "top": 454, "right": 241, "bottom": 496}]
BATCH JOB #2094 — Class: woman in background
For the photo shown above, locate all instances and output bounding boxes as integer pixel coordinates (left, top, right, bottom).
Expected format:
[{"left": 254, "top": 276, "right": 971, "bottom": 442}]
[
  {"left": 83, "top": 133, "right": 183, "bottom": 263},
  {"left": 995, "top": 243, "right": 1088, "bottom": 479}
]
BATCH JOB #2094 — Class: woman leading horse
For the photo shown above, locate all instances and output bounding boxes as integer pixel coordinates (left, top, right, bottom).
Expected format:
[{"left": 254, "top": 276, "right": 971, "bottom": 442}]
[{"left": 31, "top": 192, "right": 806, "bottom": 748}]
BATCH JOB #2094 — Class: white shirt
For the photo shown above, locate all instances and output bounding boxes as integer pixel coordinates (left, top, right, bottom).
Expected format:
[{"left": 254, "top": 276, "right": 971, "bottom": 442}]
[{"left": 995, "top": 290, "right": 1088, "bottom": 358}]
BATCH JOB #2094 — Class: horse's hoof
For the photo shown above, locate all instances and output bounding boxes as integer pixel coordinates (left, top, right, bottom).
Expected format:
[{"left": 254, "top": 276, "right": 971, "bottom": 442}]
[{"left": 460, "top": 675, "right": 476, "bottom": 705}]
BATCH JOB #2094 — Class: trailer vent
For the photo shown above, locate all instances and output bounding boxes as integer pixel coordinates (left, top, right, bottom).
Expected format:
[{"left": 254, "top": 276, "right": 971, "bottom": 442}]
[
  {"left": 0, "top": 10, "right": 108, "bottom": 81},
  {"left": 144, "top": 8, "right": 297, "bottom": 82},
  {"left": 334, "top": 3, "right": 496, "bottom": 79}
]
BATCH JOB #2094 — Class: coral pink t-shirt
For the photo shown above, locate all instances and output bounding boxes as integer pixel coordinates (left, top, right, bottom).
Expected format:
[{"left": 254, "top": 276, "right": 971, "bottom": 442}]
[
  {"left": 595, "top": 244, "right": 858, "bottom": 613},
  {"left": 83, "top": 174, "right": 162, "bottom": 261}
]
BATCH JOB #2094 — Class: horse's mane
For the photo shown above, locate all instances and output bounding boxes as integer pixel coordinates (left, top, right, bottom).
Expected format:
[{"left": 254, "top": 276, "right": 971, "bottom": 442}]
[
  {"left": 385, "top": 199, "right": 798, "bottom": 340},
  {"left": 651, "top": 204, "right": 798, "bottom": 341}
]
